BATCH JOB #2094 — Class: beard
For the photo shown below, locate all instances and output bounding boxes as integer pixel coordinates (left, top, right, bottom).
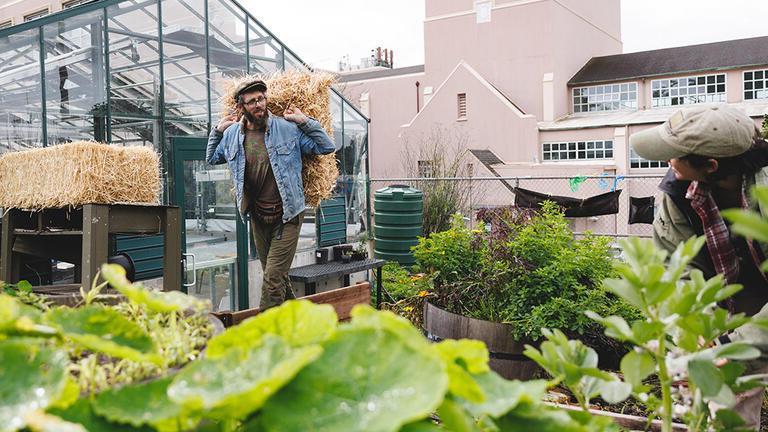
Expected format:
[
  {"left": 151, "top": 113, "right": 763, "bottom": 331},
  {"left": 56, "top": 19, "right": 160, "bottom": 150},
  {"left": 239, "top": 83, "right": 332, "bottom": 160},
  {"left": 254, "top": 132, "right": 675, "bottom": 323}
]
[{"left": 243, "top": 108, "right": 268, "bottom": 131}]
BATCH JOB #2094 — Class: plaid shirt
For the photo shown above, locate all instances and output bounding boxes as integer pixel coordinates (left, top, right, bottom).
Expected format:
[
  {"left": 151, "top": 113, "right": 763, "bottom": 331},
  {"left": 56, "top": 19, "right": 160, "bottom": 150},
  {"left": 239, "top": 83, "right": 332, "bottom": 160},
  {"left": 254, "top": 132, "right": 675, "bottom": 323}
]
[{"left": 686, "top": 181, "right": 764, "bottom": 286}]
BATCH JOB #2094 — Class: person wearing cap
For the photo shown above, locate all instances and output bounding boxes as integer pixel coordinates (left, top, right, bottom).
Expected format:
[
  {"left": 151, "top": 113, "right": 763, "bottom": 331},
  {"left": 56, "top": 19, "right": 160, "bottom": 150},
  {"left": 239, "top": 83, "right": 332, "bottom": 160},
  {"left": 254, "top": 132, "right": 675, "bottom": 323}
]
[
  {"left": 206, "top": 78, "right": 335, "bottom": 309},
  {"left": 631, "top": 104, "right": 768, "bottom": 429}
]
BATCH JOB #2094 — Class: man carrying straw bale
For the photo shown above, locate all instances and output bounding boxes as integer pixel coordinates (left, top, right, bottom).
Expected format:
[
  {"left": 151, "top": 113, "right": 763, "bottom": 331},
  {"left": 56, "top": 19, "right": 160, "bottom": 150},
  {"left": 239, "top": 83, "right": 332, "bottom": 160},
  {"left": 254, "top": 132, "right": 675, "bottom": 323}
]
[{"left": 207, "top": 78, "right": 335, "bottom": 309}]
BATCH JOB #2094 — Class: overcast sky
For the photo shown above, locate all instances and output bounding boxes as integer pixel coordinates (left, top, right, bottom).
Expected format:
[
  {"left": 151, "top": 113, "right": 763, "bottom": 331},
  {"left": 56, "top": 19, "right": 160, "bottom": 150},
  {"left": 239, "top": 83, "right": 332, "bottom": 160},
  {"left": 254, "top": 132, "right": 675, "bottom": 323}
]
[{"left": 245, "top": 0, "right": 768, "bottom": 71}]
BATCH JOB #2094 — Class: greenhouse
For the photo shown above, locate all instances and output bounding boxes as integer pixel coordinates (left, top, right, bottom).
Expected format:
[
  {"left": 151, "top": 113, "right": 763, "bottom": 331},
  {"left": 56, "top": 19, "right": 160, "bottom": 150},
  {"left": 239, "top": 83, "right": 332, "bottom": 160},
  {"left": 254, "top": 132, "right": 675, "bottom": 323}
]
[{"left": 0, "top": 0, "right": 370, "bottom": 311}]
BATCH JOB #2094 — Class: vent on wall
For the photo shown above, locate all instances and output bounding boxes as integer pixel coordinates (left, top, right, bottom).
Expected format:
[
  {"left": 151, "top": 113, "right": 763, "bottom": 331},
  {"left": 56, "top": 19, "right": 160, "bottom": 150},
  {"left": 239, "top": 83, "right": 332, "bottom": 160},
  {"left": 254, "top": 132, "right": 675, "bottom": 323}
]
[
  {"left": 457, "top": 93, "right": 467, "bottom": 119},
  {"left": 0, "top": 20, "right": 12, "bottom": 30}
]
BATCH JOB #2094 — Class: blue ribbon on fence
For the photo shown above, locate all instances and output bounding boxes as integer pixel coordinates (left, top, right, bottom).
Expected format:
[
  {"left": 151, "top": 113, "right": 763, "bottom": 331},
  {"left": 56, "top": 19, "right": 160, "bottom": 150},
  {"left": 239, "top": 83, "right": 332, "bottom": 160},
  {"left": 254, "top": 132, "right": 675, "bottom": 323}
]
[{"left": 612, "top": 175, "right": 625, "bottom": 192}]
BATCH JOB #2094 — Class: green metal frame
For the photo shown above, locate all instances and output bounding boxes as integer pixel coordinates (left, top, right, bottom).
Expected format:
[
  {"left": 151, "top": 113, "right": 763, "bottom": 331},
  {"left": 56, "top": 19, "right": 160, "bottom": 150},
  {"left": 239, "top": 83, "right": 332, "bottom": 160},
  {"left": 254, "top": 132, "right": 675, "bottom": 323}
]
[
  {"left": 0, "top": 0, "right": 371, "bottom": 309},
  {"left": 171, "top": 136, "right": 249, "bottom": 309}
]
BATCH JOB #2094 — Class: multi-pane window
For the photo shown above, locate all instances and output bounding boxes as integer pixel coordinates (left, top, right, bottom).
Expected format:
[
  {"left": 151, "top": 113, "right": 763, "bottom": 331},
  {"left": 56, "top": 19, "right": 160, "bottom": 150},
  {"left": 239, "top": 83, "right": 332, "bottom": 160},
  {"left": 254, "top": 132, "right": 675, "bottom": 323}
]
[
  {"left": 651, "top": 74, "right": 726, "bottom": 108},
  {"left": 630, "top": 149, "right": 668, "bottom": 169},
  {"left": 23, "top": 8, "right": 49, "bottom": 22},
  {"left": 744, "top": 70, "right": 768, "bottom": 101},
  {"left": 542, "top": 140, "right": 614, "bottom": 162},
  {"left": 573, "top": 83, "right": 637, "bottom": 113},
  {"left": 62, "top": 0, "right": 95, "bottom": 8}
]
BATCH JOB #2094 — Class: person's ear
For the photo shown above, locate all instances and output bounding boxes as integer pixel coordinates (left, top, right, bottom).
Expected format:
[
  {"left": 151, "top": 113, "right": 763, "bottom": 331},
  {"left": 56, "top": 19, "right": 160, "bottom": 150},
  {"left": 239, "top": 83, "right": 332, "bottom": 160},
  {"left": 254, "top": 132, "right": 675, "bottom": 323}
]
[{"left": 706, "top": 158, "right": 719, "bottom": 175}]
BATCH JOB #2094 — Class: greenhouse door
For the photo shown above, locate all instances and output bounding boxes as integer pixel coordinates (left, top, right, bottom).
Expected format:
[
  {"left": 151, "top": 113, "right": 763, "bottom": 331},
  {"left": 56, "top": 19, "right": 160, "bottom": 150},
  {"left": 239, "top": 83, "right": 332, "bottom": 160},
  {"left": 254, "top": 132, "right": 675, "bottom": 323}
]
[{"left": 171, "top": 137, "right": 249, "bottom": 312}]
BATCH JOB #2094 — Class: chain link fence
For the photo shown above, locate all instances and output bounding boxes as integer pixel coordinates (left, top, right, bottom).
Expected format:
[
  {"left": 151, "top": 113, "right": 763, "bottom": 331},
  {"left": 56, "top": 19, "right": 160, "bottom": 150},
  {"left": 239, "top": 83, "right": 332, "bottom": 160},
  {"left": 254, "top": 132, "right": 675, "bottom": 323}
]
[{"left": 369, "top": 175, "right": 665, "bottom": 239}]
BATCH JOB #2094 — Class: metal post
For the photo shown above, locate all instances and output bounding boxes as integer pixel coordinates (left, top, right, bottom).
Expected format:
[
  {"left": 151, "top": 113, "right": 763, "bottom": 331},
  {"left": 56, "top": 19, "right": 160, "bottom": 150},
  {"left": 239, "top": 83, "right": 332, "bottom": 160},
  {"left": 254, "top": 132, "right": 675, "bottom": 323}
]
[{"left": 38, "top": 28, "right": 47, "bottom": 146}]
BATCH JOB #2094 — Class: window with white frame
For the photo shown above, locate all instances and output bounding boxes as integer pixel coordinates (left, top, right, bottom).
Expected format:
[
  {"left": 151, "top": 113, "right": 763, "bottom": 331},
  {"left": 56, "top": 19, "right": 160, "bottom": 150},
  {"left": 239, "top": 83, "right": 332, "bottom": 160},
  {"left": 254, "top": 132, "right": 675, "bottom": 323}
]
[
  {"left": 573, "top": 83, "right": 637, "bottom": 113},
  {"left": 744, "top": 70, "right": 768, "bottom": 101},
  {"left": 651, "top": 74, "right": 726, "bottom": 108},
  {"left": 630, "top": 149, "right": 668, "bottom": 169},
  {"left": 23, "top": 8, "right": 49, "bottom": 22},
  {"left": 542, "top": 140, "right": 614, "bottom": 162},
  {"left": 63, "top": 0, "right": 95, "bottom": 8},
  {"left": 0, "top": 20, "right": 12, "bottom": 29}
]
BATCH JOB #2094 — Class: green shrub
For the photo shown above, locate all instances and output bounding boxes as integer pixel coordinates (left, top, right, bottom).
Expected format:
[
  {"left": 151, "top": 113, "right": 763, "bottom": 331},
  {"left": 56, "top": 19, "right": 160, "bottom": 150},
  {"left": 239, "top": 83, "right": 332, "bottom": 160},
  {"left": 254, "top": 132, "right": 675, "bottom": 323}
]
[
  {"left": 382, "top": 262, "right": 425, "bottom": 302},
  {"left": 418, "top": 202, "right": 641, "bottom": 350},
  {"left": 412, "top": 213, "right": 485, "bottom": 287}
]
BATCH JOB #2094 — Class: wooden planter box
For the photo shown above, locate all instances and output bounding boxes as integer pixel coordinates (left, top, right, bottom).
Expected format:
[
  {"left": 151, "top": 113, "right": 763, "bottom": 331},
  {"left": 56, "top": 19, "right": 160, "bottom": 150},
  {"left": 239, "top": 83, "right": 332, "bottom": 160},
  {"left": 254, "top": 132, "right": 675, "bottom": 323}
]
[
  {"left": 423, "top": 301, "right": 539, "bottom": 381},
  {"left": 213, "top": 282, "right": 371, "bottom": 327}
]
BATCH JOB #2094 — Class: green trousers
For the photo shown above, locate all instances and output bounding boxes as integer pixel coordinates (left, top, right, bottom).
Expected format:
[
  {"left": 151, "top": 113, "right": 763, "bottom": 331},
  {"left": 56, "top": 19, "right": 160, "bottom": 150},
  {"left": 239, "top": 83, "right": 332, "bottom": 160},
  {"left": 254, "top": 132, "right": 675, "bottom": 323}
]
[{"left": 250, "top": 213, "right": 304, "bottom": 309}]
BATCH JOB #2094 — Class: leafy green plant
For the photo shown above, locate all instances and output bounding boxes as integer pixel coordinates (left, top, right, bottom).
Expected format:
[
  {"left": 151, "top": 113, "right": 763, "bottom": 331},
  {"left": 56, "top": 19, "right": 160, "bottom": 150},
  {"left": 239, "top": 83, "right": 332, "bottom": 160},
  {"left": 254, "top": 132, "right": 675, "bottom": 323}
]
[
  {"left": 417, "top": 202, "right": 639, "bottom": 352},
  {"left": 562, "top": 236, "right": 766, "bottom": 432},
  {"left": 412, "top": 213, "right": 484, "bottom": 287},
  {"left": 0, "top": 263, "right": 631, "bottom": 432}
]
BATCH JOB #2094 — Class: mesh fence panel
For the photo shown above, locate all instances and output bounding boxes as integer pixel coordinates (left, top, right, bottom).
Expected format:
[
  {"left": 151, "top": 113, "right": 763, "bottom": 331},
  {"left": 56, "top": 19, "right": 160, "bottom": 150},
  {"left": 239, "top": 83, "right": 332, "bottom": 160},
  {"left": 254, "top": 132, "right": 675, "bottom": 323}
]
[{"left": 369, "top": 175, "right": 665, "bottom": 239}]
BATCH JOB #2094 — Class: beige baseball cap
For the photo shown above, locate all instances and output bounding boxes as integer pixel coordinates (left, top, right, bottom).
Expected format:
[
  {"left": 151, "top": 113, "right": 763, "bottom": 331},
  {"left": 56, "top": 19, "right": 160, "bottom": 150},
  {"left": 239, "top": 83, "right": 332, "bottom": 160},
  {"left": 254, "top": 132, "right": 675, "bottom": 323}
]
[{"left": 630, "top": 104, "right": 757, "bottom": 161}]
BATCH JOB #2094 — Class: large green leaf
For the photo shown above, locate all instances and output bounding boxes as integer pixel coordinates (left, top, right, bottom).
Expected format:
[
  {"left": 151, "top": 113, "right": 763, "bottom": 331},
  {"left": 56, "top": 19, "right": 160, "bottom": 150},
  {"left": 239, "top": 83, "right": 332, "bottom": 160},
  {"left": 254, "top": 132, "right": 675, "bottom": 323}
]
[
  {"left": 100, "top": 264, "right": 208, "bottom": 313},
  {"left": 0, "top": 341, "right": 69, "bottom": 432},
  {"left": 722, "top": 208, "right": 768, "bottom": 243},
  {"left": 0, "top": 294, "right": 56, "bottom": 338},
  {"left": 92, "top": 376, "right": 197, "bottom": 431},
  {"left": 252, "top": 326, "right": 449, "bottom": 432},
  {"left": 435, "top": 339, "right": 489, "bottom": 403},
  {"left": 460, "top": 371, "right": 548, "bottom": 419},
  {"left": 206, "top": 299, "right": 337, "bottom": 357},
  {"left": 44, "top": 305, "right": 160, "bottom": 364},
  {"left": 620, "top": 350, "right": 655, "bottom": 389},
  {"left": 168, "top": 334, "right": 321, "bottom": 420},
  {"left": 688, "top": 359, "right": 724, "bottom": 398},
  {"left": 399, "top": 421, "right": 443, "bottom": 431},
  {"left": 436, "top": 398, "right": 480, "bottom": 432},
  {"left": 349, "top": 305, "right": 432, "bottom": 353},
  {"left": 496, "top": 402, "right": 618, "bottom": 432},
  {"left": 48, "top": 398, "right": 153, "bottom": 432}
]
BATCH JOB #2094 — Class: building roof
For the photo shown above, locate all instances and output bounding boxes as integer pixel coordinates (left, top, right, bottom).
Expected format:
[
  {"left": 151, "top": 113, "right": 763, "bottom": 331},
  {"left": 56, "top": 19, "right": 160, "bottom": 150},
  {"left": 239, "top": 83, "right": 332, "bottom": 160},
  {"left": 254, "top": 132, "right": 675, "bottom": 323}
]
[
  {"left": 469, "top": 149, "right": 505, "bottom": 166},
  {"left": 337, "top": 64, "right": 425, "bottom": 82},
  {"left": 569, "top": 36, "right": 768, "bottom": 86},
  {"left": 538, "top": 101, "right": 768, "bottom": 131}
]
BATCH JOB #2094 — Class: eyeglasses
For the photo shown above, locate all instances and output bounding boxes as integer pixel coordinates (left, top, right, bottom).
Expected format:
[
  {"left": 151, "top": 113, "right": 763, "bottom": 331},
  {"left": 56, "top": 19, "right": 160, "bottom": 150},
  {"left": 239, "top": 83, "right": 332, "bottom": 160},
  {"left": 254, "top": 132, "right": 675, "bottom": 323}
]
[{"left": 243, "top": 96, "right": 267, "bottom": 107}]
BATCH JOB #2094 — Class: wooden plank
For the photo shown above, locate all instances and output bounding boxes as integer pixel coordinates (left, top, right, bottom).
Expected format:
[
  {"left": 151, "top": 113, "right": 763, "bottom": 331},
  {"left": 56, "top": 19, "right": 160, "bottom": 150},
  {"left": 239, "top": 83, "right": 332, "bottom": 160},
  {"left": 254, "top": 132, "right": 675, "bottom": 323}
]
[
  {"left": 109, "top": 206, "right": 166, "bottom": 233},
  {"left": 218, "top": 282, "right": 371, "bottom": 327},
  {"left": 1, "top": 209, "right": 15, "bottom": 282},
  {"left": 551, "top": 403, "right": 686, "bottom": 431},
  {"left": 82, "top": 205, "right": 110, "bottom": 291},
  {"left": 163, "top": 207, "right": 182, "bottom": 291}
]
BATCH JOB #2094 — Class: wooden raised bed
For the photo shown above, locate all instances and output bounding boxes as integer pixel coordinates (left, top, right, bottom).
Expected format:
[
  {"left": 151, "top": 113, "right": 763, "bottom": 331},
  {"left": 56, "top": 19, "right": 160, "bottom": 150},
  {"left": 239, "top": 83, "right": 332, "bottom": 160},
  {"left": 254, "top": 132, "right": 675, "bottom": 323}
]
[
  {"left": 423, "top": 301, "right": 539, "bottom": 381},
  {"left": 213, "top": 281, "right": 371, "bottom": 327}
]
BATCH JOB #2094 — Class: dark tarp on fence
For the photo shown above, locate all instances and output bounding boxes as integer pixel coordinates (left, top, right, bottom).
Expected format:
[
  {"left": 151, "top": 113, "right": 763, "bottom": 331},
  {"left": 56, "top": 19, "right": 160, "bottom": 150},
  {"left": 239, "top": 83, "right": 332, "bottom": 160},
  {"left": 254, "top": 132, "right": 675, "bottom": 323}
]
[
  {"left": 629, "top": 196, "right": 655, "bottom": 225},
  {"left": 513, "top": 187, "right": 622, "bottom": 218}
]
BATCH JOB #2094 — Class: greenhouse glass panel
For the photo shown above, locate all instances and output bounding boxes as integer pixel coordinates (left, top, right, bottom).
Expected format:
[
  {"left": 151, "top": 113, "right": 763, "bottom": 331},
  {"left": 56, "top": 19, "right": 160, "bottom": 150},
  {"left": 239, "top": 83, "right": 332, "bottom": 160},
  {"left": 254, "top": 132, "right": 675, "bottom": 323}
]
[
  {"left": 110, "top": 116, "right": 158, "bottom": 148},
  {"left": 43, "top": 10, "right": 107, "bottom": 145},
  {"left": 247, "top": 18, "right": 281, "bottom": 74},
  {"left": 107, "top": 0, "right": 161, "bottom": 117},
  {"left": 284, "top": 50, "right": 308, "bottom": 72},
  {"left": 207, "top": 0, "right": 247, "bottom": 118},
  {"left": 161, "top": 0, "right": 208, "bottom": 125},
  {"left": 0, "top": 29, "right": 43, "bottom": 151},
  {"left": 341, "top": 100, "right": 368, "bottom": 230}
]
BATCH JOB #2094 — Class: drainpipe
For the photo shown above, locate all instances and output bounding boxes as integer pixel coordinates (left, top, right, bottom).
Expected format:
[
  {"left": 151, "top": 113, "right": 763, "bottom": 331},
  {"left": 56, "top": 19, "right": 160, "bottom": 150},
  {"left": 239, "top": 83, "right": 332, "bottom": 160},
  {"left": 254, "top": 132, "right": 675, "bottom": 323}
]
[{"left": 416, "top": 81, "right": 420, "bottom": 113}]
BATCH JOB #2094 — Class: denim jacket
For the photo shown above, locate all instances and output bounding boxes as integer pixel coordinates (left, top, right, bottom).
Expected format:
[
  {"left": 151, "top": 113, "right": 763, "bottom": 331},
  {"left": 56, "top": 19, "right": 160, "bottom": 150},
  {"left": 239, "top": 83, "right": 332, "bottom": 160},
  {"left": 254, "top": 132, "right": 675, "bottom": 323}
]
[{"left": 206, "top": 114, "right": 336, "bottom": 223}]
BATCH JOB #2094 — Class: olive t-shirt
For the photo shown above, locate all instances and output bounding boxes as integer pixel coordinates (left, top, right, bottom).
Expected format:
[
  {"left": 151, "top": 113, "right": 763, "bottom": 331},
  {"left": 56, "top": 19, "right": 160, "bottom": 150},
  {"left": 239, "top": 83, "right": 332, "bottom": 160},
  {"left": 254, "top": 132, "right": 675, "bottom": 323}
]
[{"left": 242, "top": 128, "right": 282, "bottom": 222}]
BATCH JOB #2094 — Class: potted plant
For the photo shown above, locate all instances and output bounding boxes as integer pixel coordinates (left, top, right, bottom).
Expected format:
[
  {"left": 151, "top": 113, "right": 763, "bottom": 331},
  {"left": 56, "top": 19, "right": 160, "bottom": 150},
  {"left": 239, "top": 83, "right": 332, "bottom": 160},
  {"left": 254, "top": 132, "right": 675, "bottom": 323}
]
[{"left": 413, "top": 203, "right": 640, "bottom": 379}]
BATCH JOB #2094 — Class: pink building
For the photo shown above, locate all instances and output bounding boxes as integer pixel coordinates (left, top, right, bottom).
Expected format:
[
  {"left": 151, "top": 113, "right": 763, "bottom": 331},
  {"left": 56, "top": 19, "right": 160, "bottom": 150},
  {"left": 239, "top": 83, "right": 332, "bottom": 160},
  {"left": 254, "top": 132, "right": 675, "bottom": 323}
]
[{"left": 337, "top": 0, "right": 768, "bottom": 235}]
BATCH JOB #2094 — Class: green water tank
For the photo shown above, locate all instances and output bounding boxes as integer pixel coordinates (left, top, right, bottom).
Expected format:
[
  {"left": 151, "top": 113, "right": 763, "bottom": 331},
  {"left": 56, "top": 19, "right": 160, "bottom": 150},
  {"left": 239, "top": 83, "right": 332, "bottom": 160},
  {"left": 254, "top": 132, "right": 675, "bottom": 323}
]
[{"left": 374, "top": 185, "right": 423, "bottom": 265}]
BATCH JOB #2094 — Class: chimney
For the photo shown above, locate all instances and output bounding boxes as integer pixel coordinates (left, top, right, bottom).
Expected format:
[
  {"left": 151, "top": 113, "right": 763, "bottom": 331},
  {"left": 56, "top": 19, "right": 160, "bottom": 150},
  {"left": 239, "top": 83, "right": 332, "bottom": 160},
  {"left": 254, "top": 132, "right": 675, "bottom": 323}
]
[
  {"left": 376, "top": 47, "right": 382, "bottom": 65},
  {"left": 390, "top": 50, "right": 394, "bottom": 68}
]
